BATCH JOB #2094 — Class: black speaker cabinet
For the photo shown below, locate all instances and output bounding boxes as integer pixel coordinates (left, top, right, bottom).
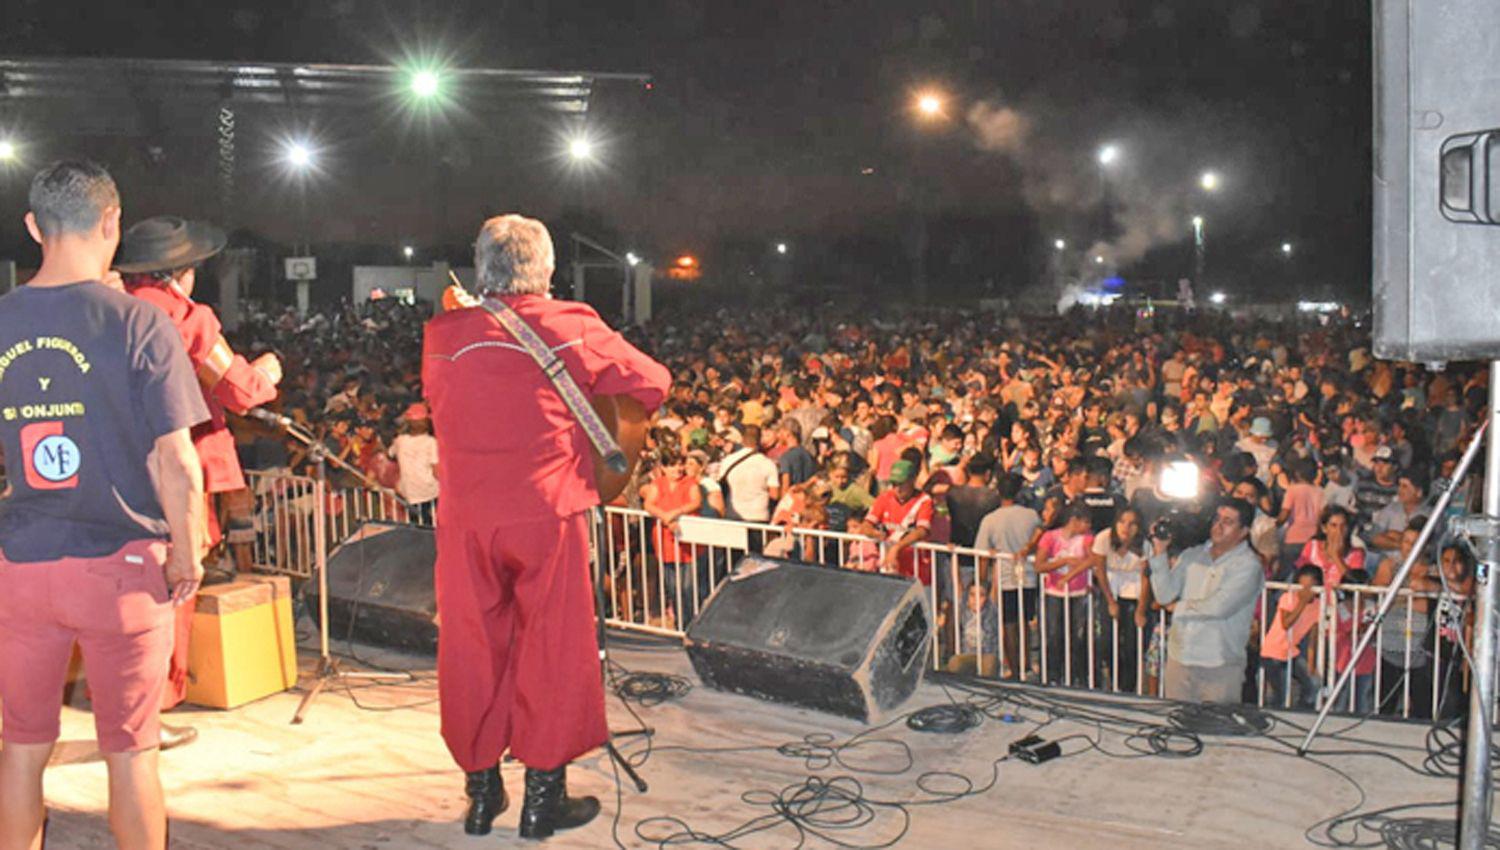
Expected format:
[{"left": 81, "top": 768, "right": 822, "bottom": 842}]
[
  {"left": 1372, "top": 0, "right": 1500, "bottom": 363},
  {"left": 313, "top": 522, "right": 437, "bottom": 653},
  {"left": 684, "top": 556, "right": 931, "bottom": 722}
]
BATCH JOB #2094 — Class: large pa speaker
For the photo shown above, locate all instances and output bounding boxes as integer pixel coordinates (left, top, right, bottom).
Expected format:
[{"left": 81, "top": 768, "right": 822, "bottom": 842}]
[
  {"left": 314, "top": 522, "right": 437, "bottom": 653},
  {"left": 684, "top": 556, "right": 931, "bottom": 722},
  {"left": 1372, "top": 0, "right": 1500, "bottom": 363}
]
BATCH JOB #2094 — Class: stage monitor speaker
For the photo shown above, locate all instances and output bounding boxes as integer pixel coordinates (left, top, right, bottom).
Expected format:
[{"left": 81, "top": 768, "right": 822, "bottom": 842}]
[
  {"left": 314, "top": 522, "right": 437, "bottom": 654},
  {"left": 1372, "top": 0, "right": 1500, "bottom": 363},
  {"left": 684, "top": 556, "right": 931, "bottom": 723}
]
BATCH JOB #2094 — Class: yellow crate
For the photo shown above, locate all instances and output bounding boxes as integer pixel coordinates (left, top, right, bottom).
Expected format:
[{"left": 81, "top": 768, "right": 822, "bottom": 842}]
[{"left": 186, "top": 575, "right": 298, "bottom": 709}]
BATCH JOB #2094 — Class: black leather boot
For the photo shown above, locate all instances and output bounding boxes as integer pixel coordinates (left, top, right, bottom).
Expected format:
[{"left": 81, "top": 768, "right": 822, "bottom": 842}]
[
  {"left": 462, "top": 766, "right": 507, "bottom": 836},
  {"left": 517, "top": 766, "right": 600, "bottom": 839}
]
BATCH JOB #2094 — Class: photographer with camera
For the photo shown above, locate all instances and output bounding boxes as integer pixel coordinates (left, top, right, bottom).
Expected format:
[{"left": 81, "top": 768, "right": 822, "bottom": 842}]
[{"left": 1147, "top": 498, "right": 1265, "bottom": 703}]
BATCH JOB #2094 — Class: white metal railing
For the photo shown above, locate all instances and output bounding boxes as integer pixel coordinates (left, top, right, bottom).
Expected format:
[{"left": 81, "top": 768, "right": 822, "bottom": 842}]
[
  {"left": 244, "top": 471, "right": 430, "bottom": 580},
  {"left": 593, "top": 505, "right": 1472, "bottom": 720},
  {"left": 245, "top": 469, "right": 323, "bottom": 580},
  {"left": 237, "top": 475, "right": 1471, "bottom": 723}
]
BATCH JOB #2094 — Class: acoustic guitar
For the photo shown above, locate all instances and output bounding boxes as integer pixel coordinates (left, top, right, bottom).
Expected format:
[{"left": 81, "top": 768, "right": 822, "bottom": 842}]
[{"left": 591, "top": 394, "right": 649, "bottom": 504}]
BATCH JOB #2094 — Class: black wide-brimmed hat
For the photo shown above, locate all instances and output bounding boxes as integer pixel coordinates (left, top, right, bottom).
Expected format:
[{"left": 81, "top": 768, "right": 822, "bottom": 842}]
[{"left": 114, "top": 216, "right": 227, "bottom": 274}]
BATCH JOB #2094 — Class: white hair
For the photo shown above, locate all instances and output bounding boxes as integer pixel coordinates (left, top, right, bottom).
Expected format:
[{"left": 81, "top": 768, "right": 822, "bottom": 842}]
[{"left": 474, "top": 214, "right": 555, "bottom": 296}]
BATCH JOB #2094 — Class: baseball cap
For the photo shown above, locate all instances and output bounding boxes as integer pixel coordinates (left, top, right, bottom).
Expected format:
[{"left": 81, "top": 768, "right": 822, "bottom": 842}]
[
  {"left": 888, "top": 460, "right": 916, "bottom": 484},
  {"left": 1249, "top": 417, "right": 1274, "bottom": 437},
  {"left": 1373, "top": 446, "right": 1395, "bottom": 462}
]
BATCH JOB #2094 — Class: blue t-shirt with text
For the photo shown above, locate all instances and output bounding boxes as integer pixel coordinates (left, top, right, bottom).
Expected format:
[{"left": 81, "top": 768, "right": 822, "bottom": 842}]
[{"left": 0, "top": 281, "right": 208, "bottom": 562}]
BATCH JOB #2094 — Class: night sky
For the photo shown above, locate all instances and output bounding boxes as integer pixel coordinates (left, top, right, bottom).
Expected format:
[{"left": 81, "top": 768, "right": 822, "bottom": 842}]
[{"left": 0, "top": 0, "right": 1371, "bottom": 300}]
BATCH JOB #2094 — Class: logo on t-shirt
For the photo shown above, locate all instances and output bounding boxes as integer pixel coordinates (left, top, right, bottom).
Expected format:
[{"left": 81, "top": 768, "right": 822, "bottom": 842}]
[{"left": 21, "top": 420, "right": 80, "bottom": 490}]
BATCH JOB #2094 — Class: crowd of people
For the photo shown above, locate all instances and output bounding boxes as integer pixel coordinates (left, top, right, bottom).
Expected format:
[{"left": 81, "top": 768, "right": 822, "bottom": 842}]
[{"left": 226, "top": 293, "right": 1488, "bottom": 717}]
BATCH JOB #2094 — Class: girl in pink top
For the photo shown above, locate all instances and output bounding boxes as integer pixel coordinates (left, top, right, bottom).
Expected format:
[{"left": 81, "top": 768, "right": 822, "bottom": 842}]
[
  {"left": 1261, "top": 565, "right": 1325, "bottom": 709},
  {"left": 1296, "top": 505, "right": 1365, "bottom": 588}
]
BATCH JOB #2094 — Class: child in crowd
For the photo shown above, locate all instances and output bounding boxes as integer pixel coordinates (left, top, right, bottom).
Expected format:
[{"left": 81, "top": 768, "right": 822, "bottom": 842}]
[{"left": 1261, "top": 565, "right": 1324, "bottom": 710}]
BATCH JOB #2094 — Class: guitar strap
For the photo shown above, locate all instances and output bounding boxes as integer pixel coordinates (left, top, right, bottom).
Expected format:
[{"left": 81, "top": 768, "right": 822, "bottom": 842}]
[{"left": 476, "top": 296, "right": 628, "bottom": 474}]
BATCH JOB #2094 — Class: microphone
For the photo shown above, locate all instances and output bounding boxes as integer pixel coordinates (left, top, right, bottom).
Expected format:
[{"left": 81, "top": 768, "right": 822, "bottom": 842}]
[{"left": 246, "top": 407, "right": 292, "bottom": 428}]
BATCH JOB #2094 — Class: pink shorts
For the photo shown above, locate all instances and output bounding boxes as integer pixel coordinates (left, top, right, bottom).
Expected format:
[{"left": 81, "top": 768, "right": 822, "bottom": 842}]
[{"left": 0, "top": 539, "right": 174, "bottom": 753}]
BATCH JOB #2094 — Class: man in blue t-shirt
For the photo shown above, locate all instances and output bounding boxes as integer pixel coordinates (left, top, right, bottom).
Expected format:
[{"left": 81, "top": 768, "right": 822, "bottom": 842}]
[{"left": 0, "top": 160, "right": 208, "bottom": 850}]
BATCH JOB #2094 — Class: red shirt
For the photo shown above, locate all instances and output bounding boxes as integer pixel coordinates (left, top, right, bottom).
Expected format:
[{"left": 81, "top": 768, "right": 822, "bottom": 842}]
[
  {"left": 127, "top": 283, "right": 276, "bottom": 493},
  {"left": 423, "top": 295, "right": 670, "bottom": 526},
  {"left": 866, "top": 489, "right": 934, "bottom": 584}
]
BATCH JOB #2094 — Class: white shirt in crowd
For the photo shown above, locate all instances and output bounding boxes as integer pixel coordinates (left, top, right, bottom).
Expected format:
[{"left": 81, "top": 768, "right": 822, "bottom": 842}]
[
  {"left": 1092, "top": 529, "right": 1147, "bottom": 600},
  {"left": 717, "top": 446, "right": 779, "bottom": 522},
  {"left": 389, "top": 433, "right": 440, "bottom": 504}
]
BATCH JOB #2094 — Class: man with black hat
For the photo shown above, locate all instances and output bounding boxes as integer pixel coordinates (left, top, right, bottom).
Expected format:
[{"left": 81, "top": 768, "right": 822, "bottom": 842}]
[{"left": 116, "top": 216, "right": 283, "bottom": 732}]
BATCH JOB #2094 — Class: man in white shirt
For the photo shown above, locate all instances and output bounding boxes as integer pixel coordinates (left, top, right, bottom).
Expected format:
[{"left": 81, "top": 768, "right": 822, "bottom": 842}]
[
  {"left": 717, "top": 424, "right": 780, "bottom": 524},
  {"left": 1148, "top": 499, "right": 1265, "bottom": 703},
  {"left": 389, "top": 403, "right": 440, "bottom": 524}
]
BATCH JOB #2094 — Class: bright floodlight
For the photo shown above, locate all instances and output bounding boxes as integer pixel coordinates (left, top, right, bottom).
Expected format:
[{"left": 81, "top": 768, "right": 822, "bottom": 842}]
[
  {"left": 776, "top": 242, "right": 788, "bottom": 255},
  {"left": 0, "top": 139, "right": 15, "bottom": 162},
  {"left": 1210, "top": 291, "right": 1227, "bottom": 305},
  {"left": 1097, "top": 144, "right": 1119, "bottom": 166},
  {"left": 285, "top": 141, "right": 314, "bottom": 170},
  {"left": 626, "top": 252, "right": 641, "bottom": 267},
  {"left": 916, "top": 92, "right": 943, "bottom": 117},
  {"left": 410, "top": 69, "right": 441, "bottom": 99},
  {"left": 567, "top": 136, "right": 595, "bottom": 162},
  {"left": 1054, "top": 238, "right": 1066, "bottom": 251},
  {"left": 1281, "top": 241, "right": 1293, "bottom": 256},
  {"left": 1094, "top": 255, "right": 1105, "bottom": 265},
  {"left": 1191, "top": 215, "right": 1204, "bottom": 229},
  {"left": 1199, "top": 171, "right": 1220, "bottom": 191},
  {"left": 1160, "top": 460, "right": 1202, "bottom": 501},
  {"left": 402, "top": 245, "right": 414, "bottom": 259}
]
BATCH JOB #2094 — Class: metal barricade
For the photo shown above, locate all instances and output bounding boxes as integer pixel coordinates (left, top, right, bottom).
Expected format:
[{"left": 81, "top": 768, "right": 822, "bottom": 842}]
[
  {"left": 580, "top": 508, "right": 1472, "bottom": 721},
  {"left": 245, "top": 469, "right": 323, "bottom": 580},
  {"left": 1255, "top": 580, "right": 1455, "bottom": 720}
]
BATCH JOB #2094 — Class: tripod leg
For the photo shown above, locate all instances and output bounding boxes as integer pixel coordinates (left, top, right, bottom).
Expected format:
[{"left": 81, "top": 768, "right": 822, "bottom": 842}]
[
  {"left": 606, "top": 740, "right": 648, "bottom": 793},
  {"left": 291, "top": 657, "right": 337, "bottom": 725}
]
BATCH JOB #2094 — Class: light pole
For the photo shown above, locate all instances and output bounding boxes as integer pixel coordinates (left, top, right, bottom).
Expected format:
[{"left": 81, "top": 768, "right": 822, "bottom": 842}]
[
  {"left": 1191, "top": 215, "right": 1206, "bottom": 291},
  {"left": 282, "top": 139, "right": 318, "bottom": 314},
  {"left": 908, "top": 88, "right": 950, "bottom": 301},
  {"left": 1097, "top": 144, "right": 1119, "bottom": 245}
]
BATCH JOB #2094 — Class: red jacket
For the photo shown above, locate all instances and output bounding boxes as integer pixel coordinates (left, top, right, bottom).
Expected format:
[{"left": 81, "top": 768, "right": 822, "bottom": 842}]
[
  {"left": 422, "top": 295, "right": 670, "bottom": 526},
  {"left": 127, "top": 283, "right": 277, "bottom": 493}
]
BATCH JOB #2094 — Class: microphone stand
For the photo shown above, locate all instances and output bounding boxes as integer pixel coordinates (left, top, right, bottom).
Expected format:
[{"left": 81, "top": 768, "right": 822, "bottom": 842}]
[{"left": 256, "top": 412, "right": 411, "bottom": 724}]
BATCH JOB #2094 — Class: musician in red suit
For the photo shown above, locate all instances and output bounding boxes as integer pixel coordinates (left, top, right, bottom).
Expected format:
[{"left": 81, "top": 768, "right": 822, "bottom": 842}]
[
  {"left": 115, "top": 217, "right": 282, "bottom": 746},
  {"left": 423, "top": 214, "right": 669, "bottom": 839}
]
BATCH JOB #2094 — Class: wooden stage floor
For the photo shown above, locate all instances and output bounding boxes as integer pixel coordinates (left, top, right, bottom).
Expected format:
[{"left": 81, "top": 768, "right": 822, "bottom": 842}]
[{"left": 35, "top": 630, "right": 1461, "bottom": 849}]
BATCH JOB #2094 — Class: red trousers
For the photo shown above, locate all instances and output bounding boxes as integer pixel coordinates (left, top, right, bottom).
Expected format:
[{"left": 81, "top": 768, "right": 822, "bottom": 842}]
[{"left": 434, "top": 510, "right": 607, "bottom": 773}]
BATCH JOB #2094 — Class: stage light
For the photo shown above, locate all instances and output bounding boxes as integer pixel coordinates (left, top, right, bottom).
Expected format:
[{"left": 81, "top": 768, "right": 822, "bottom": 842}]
[
  {"left": 567, "top": 136, "right": 595, "bottom": 162},
  {"left": 410, "top": 69, "right": 442, "bottom": 99},
  {"left": 776, "top": 242, "right": 788, "bottom": 255},
  {"left": 1191, "top": 215, "right": 1204, "bottom": 230},
  {"left": 1054, "top": 238, "right": 1066, "bottom": 251},
  {"left": 1097, "top": 144, "right": 1119, "bottom": 166},
  {"left": 1210, "top": 291, "right": 1227, "bottom": 305},
  {"left": 0, "top": 139, "right": 15, "bottom": 162},
  {"left": 676, "top": 255, "right": 697, "bottom": 268},
  {"left": 1094, "top": 255, "right": 1105, "bottom": 265},
  {"left": 626, "top": 252, "right": 640, "bottom": 267},
  {"left": 1199, "top": 171, "right": 1220, "bottom": 192},
  {"left": 1281, "top": 241, "right": 1294, "bottom": 256},
  {"left": 285, "top": 141, "right": 315, "bottom": 170},
  {"left": 403, "top": 245, "right": 414, "bottom": 259},
  {"left": 1160, "top": 460, "right": 1202, "bottom": 501},
  {"left": 914, "top": 91, "right": 945, "bottom": 119}
]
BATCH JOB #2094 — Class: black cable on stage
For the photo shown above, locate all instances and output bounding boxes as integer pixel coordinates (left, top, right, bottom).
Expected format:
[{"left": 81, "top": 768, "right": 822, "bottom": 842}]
[
  {"left": 613, "top": 671, "right": 693, "bottom": 707},
  {"left": 905, "top": 703, "right": 985, "bottom": 734}
]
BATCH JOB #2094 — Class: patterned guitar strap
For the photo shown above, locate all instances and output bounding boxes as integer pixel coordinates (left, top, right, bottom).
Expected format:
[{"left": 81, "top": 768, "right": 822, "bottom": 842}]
[{"left": 475, "top": 295, "right": 628, "bottom": 474}]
